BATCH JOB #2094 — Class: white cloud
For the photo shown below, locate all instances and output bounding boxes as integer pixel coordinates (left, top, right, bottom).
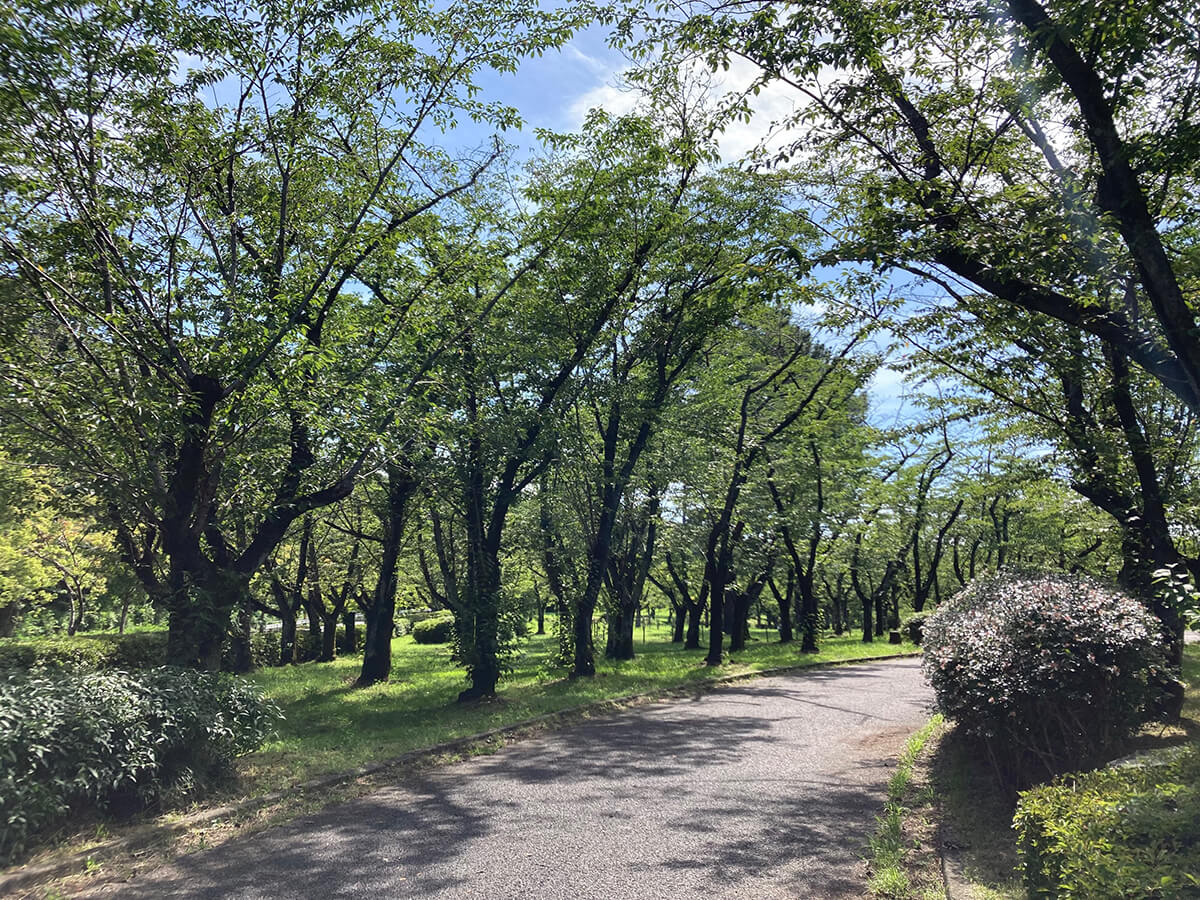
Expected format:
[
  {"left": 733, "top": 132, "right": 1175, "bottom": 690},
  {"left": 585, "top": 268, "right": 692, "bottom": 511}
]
[
  {"left": 566, "top": 75, "right": 644, "bottom": 126},
  {"left": 563, "top": 54, "right": 803, "bottom": 164},
  {"left": 706, "top": 56, "right": 802, "bottom": 163},
  {"left": 561, "top": 42, "right": 611, "bottom": 76}
]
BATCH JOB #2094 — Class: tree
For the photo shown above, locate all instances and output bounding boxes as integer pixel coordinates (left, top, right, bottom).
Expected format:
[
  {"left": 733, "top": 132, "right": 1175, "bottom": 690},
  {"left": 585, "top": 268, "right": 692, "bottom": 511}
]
[
  {"left": 0, "top": 0, "right": 583, "bottom": 667},
  {"left": 639, "top": 0, "right": 1199, "bottom": 411},
  {"left": 682, "top": 309, "right": 869, "bottom": 665},
  {"left": 763, "top": 384, "right": 871, "bottom": 650},
  {"left": 535, "top": 106, "right": 811, "bottom": 675},
  {"left": 0, "top": 458, "right": 57, "bottom": 637},
  {"left": 635, "top": 0, "right": 1200, "bottom": 660}
]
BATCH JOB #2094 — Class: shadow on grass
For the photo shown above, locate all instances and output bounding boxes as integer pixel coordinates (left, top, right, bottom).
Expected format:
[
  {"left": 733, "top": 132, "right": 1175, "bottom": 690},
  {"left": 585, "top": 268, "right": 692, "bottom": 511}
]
[{"left": 927, "top": 727, "right": 1022, "bottom": 896}]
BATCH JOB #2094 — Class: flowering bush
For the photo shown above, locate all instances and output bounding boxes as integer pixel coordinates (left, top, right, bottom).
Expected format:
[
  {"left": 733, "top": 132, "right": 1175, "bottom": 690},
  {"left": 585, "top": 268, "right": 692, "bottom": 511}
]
[
  {"left": 922, "top": 573, "right": 1165, "bottom": 783},
  {"left": 0, "top": 667, "right": 279, "bottom": 864}
]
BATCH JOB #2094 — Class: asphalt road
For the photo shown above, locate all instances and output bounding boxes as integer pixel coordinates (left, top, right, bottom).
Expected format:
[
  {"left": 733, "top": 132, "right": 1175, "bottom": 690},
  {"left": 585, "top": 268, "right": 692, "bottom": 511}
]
[{"left": 102, "top": 658, "right": 933, "bottom": 900}]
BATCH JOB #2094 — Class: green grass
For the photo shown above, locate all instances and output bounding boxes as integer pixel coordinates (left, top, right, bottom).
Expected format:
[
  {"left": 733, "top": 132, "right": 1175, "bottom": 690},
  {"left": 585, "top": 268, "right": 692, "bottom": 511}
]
[
  {"left": 868, "top": 714, "right": 945, "bottom": 899},
  {"left": 1182, "top": 640, "right": 1200, "bottom": 723},
  {"left": 241, "top": 623, "right": 914, "bottom": 793}
]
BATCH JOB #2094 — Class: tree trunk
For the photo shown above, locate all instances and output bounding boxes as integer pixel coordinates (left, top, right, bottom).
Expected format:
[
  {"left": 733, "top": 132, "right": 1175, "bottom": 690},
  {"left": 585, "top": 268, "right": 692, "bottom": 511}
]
[
  {"left": 0, "top": 603, "right": 16, "bottom": 638},
  {"left": 861, "top": 595, "right": 873, "bottom": 643},
  {"left": 66, "top": 584, "right": 83, "bottom": 636},
  {"left": 304, "top": 597, "right": 322, "bottom": 650},
  {"left": 458, "top": 577, "right": 502, "bottom": 701},
  {"left": 341, "top": 611, "right": 357, "bottom": 654},
  {"left": 671, "top": 602, "right": 686, "bottom": 643},
  {"left": 358, "top": 603, "right": 393, "bottom": 684},
  {"left": 358, "top": 559, "right": 400, "bottom": 681},
  {"left": 319, "top": 613, "right": 338, "bottom": 662},
  {"left": 279, "top": 607, "right": 297, "bottom": 666},
  {"left": 796, "top": 574, "right": 819, "bottom": 653},
  {"left": 166, "top": 601, "right": 229, "bottom": 670},
  {"left": 118, "top": 593, "right": 131, "bottom": 635},
  {"left": 571, "top": 600, "right": 596, "bottom": 677},
  {"left": 685, "top": 602, "right": 702, "bottom": 649},
  {"left": 728, "top": 591, "right": 751, "bottom": 653},
  {"left": 358, "top": 459, "right": 418, "bottom": 687},
  {"left": 775, "top": 575, "right": 793, "bottom": 644},
  {"left": 229, "top": 596, "right": 254, "bottom": 673},
  {"left": 706, "top": 585, "right": 726, "bottom": 665},
  {"left": 608, "top": 604, "right": 636, "bottom": 661}
]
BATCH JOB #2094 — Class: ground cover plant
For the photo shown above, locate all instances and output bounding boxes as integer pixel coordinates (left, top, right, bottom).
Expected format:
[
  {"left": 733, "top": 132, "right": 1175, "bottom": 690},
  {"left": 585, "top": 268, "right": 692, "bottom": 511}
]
[
  {"left": 868, "top": 714, "right": 945, "bottom": 899},
  {"left": 1014, "top": 746, "right": 1200, "bottom": 899}
]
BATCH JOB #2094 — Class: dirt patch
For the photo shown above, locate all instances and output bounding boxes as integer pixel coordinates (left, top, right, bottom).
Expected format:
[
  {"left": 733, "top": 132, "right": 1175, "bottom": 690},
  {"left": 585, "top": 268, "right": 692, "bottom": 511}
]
[{"left": 852, "top": 724, "right": 921, "bottom": 755}]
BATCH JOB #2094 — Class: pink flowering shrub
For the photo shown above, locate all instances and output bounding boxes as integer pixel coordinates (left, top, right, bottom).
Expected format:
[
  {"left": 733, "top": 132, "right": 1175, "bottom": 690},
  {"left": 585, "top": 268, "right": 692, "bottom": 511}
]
[{"left": 922, "top": 572, "right": 1165, "bottom": 783}]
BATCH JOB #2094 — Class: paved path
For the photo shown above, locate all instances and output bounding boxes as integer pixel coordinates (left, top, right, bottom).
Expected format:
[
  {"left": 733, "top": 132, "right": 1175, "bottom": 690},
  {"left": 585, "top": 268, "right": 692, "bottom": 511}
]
[{"left": 100, "top": 658, "right": 933, "bottom": 899}]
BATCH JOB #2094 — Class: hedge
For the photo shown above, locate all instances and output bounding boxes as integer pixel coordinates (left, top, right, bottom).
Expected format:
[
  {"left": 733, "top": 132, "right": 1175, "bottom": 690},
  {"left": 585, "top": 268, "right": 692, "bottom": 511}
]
[
  {"left": 904, "top": 611, "right": 930, "bottom": 645},
  {"left": 0, "top": 667, "right": 279, "bottom": 864},
  {"left": 411, "top": 615, "right": 455, "bottom": 644},
  {"left": 0, "top": 632, "right": 167, "bottom": 671},
  {"left": 0, "top": 625, "right": 361, "bottom": 673},
  {"left": 1015, "top": 746, "right": 1200, "bottom": 898}
]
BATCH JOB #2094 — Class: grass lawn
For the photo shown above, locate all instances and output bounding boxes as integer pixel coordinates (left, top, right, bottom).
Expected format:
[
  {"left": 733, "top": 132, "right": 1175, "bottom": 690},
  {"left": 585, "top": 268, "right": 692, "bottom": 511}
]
[{"left": 241, "top": 622, "right": 914, "bottom": 794}]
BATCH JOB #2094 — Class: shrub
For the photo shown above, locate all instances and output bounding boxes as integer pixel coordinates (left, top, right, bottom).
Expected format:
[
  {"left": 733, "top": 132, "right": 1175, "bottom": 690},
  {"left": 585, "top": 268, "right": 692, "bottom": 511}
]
[
  {"left": 904, "top": 611, "right": 930, "bottom": 645},
  {"left": 221, "top": 631, "right": 283, "bottom": 669},
  {"left": 1014, "top": 746, "right": 1200, "bottom": 898},
  {"left": 0, "top": 667, "right": 279, "bottom": 864},
  {"left": 411, "top": 615, "right": 454, "bottom": 644},
  {"left": 0, "top": 632, "right": 168, "bottom": 671},
  {"left": 0, "top": 625, "right": 363, "bottom": 675},
  {"left": 922, "top": 572, "right": 1165, "bottom": 783},
  {"left": 110, "top": 630, "right": 170, "bottom": 668}
]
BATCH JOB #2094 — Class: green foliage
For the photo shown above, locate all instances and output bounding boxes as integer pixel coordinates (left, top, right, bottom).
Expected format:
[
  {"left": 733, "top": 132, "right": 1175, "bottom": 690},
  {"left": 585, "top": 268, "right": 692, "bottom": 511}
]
[
  {"left": 411, "top": 615, "right": 455, "bottom": 645},
  {"left": 923, "top": 573, "right": 1165, "bottom": 783},
  {"left": 0, "top": 0, "right": 590, "bottom": 669},
  {"left": 904, "top": 611, "right": 930, "bottom": 645},
  {"left": 1014, "top": 747, "right": 1200, "bottom": 898},
  {"left": 0, "top": 632, "right": 167, "bottom": 671},
  {"left": 0, "top": 626, "right": 357, "bottom": 672},
  {"left": 0, "top": 667, "right": 279, "bottom": 864},
  {"left": 226, "top": 631, "right": 281, "bottom": 670}
]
